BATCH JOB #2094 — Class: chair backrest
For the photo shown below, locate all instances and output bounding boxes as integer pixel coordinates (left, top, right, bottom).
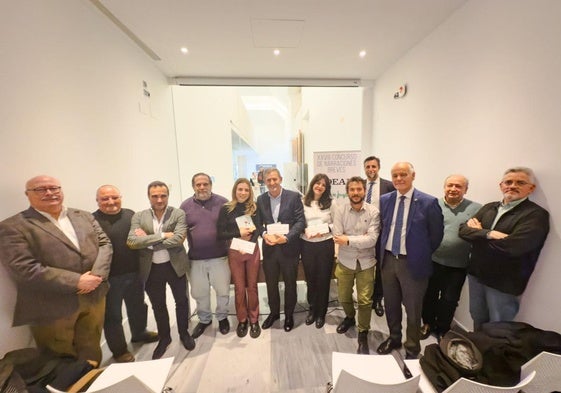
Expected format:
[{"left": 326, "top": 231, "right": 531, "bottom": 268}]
[
  {"left": 442, "top": 370, "right": 536, "bottom": 393},
  {"left": 521, "top": 351, "right": 561, "bottom": 393},
  {"left": 333, "top": 369, "right": 420, "bottom": 393}
]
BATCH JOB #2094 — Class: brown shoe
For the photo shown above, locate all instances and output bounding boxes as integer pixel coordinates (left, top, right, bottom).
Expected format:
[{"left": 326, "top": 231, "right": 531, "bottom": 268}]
[
  {"left": 114, "top": 351, "right": 135, "bottom": 363},
  {"left": 131, "top": 330, "right": 159, "bottom": 343}
]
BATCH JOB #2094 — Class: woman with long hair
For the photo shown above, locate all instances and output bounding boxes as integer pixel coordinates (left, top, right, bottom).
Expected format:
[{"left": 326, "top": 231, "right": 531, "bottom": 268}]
[
  {"left": 217, "top": 178, "right": 262, "bottom": 338},
  {"left": 301, "top": 173, "right": 335, "bottom": 328}
]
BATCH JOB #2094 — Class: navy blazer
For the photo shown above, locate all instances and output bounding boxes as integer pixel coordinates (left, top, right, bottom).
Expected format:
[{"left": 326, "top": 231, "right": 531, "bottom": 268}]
[
  {"left": 379, "top": 189, "right": 444, "bottom": 279},
  {"left": 256, "top": 188, "right": 305, "bottom": 258}
]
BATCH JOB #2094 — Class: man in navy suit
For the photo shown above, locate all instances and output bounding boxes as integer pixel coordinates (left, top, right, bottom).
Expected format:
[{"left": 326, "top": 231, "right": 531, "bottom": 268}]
[
  {"left": 256, "top": 168, "right": 305, "bottom": 332},
  {"left": 376, "top": 162, "right": 443, "bottom": 359},
  {"left": 363, "top": 155, "right": 395, "bottom": 317}
]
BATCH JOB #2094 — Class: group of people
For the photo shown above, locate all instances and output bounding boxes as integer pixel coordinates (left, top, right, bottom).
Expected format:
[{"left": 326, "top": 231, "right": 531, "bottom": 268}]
[{"left": 0, "top": 159, "right": 549, "bottom": 365}]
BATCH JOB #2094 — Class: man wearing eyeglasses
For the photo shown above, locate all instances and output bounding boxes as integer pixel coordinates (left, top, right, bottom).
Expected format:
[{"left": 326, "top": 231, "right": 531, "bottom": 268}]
[
  {"left": 459, "top": 167, "right": 550, "bottom": 330},
  {"left": 93, "top": 185, "right": 158, "bottom": 363},
  {"left": 0, "top": 175, "right": 112, "bottom": 366}
]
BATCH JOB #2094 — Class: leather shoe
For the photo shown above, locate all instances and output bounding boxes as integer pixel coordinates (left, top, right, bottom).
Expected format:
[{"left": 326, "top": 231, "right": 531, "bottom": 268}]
[
  {"left": 152, "top": 337, "right": 171, "bottom": 359},
  {"left": 336, "top": 317, "right": 356, "bottom": 334},
  {"left": 420, "top": 324, "right": 431, "bottom": 340},
  {"left": 218, "top": 318, "right": 230, "bottom": 335},
  {"left": 405, "top": 352, "right": 418, "bottom": 360},
  {"left": 357, "top": 331, "right": 369, "bottom": 354},
  {"left": 236, "top": 321, "right": 248, "bottom": 337},
  {"left": 113, "top": 351, "right": 135, "bottom": 363},
  {"left": 315, "top": 316, "right": 325, "bottom": 329},
  {"left": 191, "top": 322, "right": 211, "bottom": 338},
  {"left": 305, "top": 312, "right": 315, "bottom": 325},
  {"left": 249, "top": 322, "right": 261, "bottom": 338},
  {"left": 284, "top": 316, "right": 294, "bottom": 332},
  {"left": 261, "top": 314, "right": 280, "bottom": 329},
  {"left": 376, "top": 337, "right": 402, "bottom": 355},
  {"left": 131, "top": 330, "right": 159, "bottom": 343},
  {"left": 373, "top": 300, "right": 385, "bottom": 317},
  {"left": 181, "top": 333, "right": 196, "bottom": 350}
]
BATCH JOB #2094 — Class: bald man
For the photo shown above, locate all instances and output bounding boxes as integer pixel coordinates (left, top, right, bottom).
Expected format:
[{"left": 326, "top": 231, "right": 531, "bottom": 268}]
[
  {"left": 93, "top": 185, "right": 158, "bottom": 363},
  {"left": 0, "top": 175, "right": 112, "bottom": 365}
]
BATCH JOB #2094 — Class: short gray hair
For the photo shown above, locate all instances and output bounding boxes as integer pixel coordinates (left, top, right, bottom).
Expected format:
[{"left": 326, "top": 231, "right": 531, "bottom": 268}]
[{"left": 503, "top": 167, "right": 535, "bottom": 184}]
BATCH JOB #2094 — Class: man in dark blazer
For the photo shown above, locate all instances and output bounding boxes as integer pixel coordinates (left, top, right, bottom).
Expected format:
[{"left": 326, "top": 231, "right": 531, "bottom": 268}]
[
  {"left": 0, "top": 175, "right": 112, "bottom": 365},
  {"left": 376, "top": 162, "right": 443, "bottom": 359},
  {"left": 459, "top": 167, "right": 549, "bottom": 330},
  {"left": 127, "top": 180, "right": 195, "bottom": 359},
  {"left": 363, "top": 155, "right": 395, "bottom": 317},
  {"left": 256, "top": 168, "right": 305, "bottom": 332}
]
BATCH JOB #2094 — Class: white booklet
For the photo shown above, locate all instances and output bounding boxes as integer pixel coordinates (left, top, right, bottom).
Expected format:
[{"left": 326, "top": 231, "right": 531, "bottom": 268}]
[
  {"left": 305, "top": 219, "right": 330, "bottom": 237},
  {"left": 235, "top": 214, "right": 256, "bottom": 231},
  {"left": 266, "top": 222, "right": 289, "bottom": 235},
  {"left": 230, "top": 237, "right": 257, "bottom": 253}
]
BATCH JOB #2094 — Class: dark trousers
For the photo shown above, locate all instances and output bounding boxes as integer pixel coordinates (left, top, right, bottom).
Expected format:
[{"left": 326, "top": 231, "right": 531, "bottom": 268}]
[
  {"left": 382, "top": 252, "right": 428, "bottom": 356},
  {"left": 422, "top": 262, "right": 467, "bottom": 334},
  {"left": 373, "top": 262, "right": 384, "bottom": 302},
  {"left": 145, "top": 262, "right": 190, "bottom": 341},
  {"left": 104, "top": 272, "right": 149, "bottom": 356},
  {"left": 262, "top": 247, "right": 298, "bottom": 316},
  {"left": 300, "top": 239, "right": 334, "bottom": 318}
]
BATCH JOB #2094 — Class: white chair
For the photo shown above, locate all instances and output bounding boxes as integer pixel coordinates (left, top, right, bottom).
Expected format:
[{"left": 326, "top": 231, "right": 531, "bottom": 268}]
[
  {"left": 333, "top": 369, "right": 420, "bottom": 393},
  {"left": 442, "top": 370, "right": 535, "bottom": 393},
  {"left": 521, "top": 351, "right": 561, "bottom": 393}
]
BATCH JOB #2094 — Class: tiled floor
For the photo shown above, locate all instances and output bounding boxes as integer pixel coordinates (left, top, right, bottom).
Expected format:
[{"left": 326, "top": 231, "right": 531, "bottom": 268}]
[{"left": 100, "top": 280, "right": 438, "bottom": 392}]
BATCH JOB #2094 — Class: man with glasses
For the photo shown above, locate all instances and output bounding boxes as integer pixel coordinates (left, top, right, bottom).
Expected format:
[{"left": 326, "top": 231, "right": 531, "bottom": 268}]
[
  {"left": 0, "top": 175, "right": 112, "bottom": 366},
  {"left": 93, "top": 185, "right": 158, "bottom": 363},
  {"left": 459, "top": 167, "right": 549, "bottom": 330},
  {"left": 128, "top": 181, "right": 195, "bottom": 359}
]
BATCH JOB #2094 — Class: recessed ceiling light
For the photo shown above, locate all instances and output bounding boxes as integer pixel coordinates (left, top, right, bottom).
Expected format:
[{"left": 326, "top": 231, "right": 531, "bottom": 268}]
[
  {"left": 273, "top": 49, "right": 280, "bottom": 56},
  {"left": 180, "top": 47, "right": 189, "bottom": 54},
  {"left": 359, "top": 50, "right": 366, "bottom": 58}
]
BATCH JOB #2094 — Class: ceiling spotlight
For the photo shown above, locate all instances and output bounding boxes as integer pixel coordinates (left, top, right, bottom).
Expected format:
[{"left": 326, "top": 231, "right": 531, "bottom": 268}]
[
  {"left": 273, "top": 49, "right": 280, "bottom": 56},
  {"left": 180, "top": 47, "right": 189, "bottom": 54},
  {"left": 359, "top": 50, "right": 366, "bottom": 58}
]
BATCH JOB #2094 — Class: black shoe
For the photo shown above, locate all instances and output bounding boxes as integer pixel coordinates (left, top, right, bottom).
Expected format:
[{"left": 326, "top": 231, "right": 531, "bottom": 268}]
[
  {"left": 284, "top": 315, "right": 294, "bottom": 332},
  {"left": 405, "top": 352, "right": 418, "bottom": 360},
  {"left": 376, "top": 337, "right": 402, "bottom": 355},
  {"left": 181, "top": 333, "right": 196, "bottom": 350},
  {"left": 191, "top": 322, "right": 211, "bottom": 338},
  {"left": 336, "top": 317, "right": 356, "bottom": 334},
  {"left": 261, "top": 314, "right": 280, "bottom": 329},
  {"left": 305, "top": 312, "right": 315, "bottom": 325},
  {"left": 236, "top": 321, "right": 248, "bottom": 337},
  {"left": 218, "top": 318, "right": 230, "bottom": 335},
  {"left": 249, "top": 322, "right": 261, "bottom": 338},
  {"left": 315, "top": 316, "right": 325, "bottom": 329},
  {"left": 152, "top": 337, "right": 171, "bottom": 359},
  {"left": 357, "top": 331, "right": 370, "bottom": 354},
  {"left": 373, "top": 300, "right": 385, "bottom": 317},
  {"left": 131, "top": 330, "right": 159, "bottom": 343},
  {"left": 420, "top": 324, "right": 431, "bottom": 340}
]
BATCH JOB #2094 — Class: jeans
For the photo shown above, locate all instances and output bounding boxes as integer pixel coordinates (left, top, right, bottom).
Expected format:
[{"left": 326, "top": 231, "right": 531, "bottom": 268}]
[
  {"left": 468, "top": 274, "right": 520, "bottom": 331},
  {"left": 104, "top": 272, "right": 149, "bottom": 356},
  {"left": 190, "top": 257, "right": 231, "bottom": 323}
]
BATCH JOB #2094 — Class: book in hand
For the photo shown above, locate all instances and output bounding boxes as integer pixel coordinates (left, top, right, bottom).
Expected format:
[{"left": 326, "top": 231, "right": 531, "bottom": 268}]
[{"left": 235, "top": 215, "right": 256, "bottom": 231}]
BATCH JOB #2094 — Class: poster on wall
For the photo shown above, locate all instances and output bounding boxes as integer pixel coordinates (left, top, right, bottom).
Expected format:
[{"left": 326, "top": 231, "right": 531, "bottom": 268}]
[{"left": 313, "top": 150, "right": 362, "bottom": 201}]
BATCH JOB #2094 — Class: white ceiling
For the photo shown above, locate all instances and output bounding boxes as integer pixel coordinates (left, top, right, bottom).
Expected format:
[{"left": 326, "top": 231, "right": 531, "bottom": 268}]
[{"left": 94, "top": 0, "right": 467, "bottom": 83}]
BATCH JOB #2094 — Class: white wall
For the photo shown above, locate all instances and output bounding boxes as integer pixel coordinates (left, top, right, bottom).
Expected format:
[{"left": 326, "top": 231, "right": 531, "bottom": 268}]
[
  {"left": 0, "top": 0, "right": 178, "bottom": 354},
  {"left": 371, "top": 0, "right": 561, "bottom": 332}
]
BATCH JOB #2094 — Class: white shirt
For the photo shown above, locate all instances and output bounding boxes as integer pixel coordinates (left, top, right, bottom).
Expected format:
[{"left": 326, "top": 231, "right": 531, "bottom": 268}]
[
  {"left": 35, "top": 206, "right": 80, "bottom": 250},
  {"left": 151, "top": 209, "right": 171, "bottom": 264},
  {"left": 385, "top": 188, "right": 415, "bottom": 255}
]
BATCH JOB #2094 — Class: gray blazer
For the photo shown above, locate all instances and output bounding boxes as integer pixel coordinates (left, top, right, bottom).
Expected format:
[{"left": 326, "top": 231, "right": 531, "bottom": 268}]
[
  {"left": 0, "top": 207, "right": 112, "bottom": 326},
  {"left": 127, "top": 206, "right": 189, "bottom": 283}
]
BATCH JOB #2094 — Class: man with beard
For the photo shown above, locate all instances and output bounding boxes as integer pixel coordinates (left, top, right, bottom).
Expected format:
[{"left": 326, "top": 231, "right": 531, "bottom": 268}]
[
  {"left": 333, "top": 176, "right": 380, "bottom": 354},
  {"left": 376, "top": 162, "right": 443, "bottom": 359},
  {"left": 180, "top": 173, "right": 231, "bottom": 337},
  {"left": 459, "top": 167, "right": 549, "bottom": 330},
  {"left": 0, "top": 175, "right": 111, "bottom": 366}
]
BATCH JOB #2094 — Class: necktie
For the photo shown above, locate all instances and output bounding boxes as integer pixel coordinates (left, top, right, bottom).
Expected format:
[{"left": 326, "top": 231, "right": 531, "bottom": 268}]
[
  {"left": 391, "top": 195, "right": 406, "bottom": 256},
  {"left": 366, "top": 181, "right": 374, "bottom": 203}
]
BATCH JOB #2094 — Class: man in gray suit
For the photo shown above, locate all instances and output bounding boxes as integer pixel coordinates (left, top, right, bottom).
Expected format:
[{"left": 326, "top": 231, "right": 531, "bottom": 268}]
[
  {"left": 127, "top": 180, "right": 195, "bottom": 359},
  {"left": 0, "top": 175, "right": 112, "bottom": 366}
]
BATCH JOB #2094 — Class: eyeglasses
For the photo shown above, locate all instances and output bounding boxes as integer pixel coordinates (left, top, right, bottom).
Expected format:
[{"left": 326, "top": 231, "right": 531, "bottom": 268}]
[
  {"left": 26, "top": 186, "right": 62, "bottom": 194},
  {"left": 501, "top": 180, "right": 531, "bottom": 186}
]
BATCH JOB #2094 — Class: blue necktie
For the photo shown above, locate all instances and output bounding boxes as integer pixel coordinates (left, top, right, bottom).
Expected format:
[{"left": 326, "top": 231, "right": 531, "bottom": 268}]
[
  {"left": 366, "top": 181, "right": 374, "bottom": 203},
  {"left": 391, "top": 195, "right": 405, "bottom": 256}
]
